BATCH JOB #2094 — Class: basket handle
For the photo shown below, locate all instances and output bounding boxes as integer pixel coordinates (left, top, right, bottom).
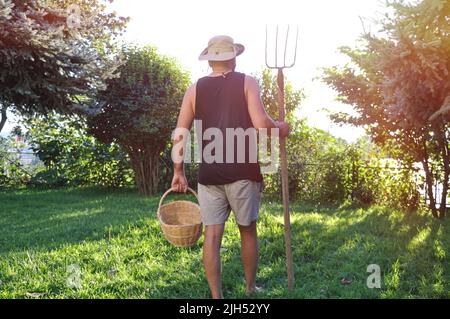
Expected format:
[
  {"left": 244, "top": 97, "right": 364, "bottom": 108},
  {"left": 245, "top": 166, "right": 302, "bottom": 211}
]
[{"left": 158, "top": 187, "right": 199, "bottom": 212}]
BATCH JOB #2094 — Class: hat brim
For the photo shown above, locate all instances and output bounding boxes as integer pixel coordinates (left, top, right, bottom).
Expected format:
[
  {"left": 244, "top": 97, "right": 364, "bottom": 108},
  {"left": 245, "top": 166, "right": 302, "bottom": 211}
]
[{"left": 198, "top": 43, "right": 245, "bottom": 61}]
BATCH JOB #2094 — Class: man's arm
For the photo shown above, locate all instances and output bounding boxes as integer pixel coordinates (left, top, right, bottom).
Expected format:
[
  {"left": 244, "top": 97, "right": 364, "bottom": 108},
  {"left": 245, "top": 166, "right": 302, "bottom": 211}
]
[
  {"left": 245, "top": 75, "right": 289, "bottom": 137},
  {"left": 171, "top": 83, "right": 196, "bottom": 193}
]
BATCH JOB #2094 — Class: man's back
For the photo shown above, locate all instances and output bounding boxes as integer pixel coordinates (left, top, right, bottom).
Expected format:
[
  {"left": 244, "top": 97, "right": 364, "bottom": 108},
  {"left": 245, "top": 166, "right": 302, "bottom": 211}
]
[{"left": 194, "top": 71, "right": 263, "bottom": 185}]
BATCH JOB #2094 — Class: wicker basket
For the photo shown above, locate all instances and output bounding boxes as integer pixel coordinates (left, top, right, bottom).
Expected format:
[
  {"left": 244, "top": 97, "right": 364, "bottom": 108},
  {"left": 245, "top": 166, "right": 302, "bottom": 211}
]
[{"left": 157, "top": 187, "right": 203, "bottom": 247}]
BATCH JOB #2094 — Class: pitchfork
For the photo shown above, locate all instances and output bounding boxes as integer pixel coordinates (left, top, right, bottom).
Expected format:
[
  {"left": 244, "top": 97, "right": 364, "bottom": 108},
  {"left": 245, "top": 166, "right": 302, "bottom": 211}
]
[{"left": 265, "top": 25, "right": 299, "bottom": 292}]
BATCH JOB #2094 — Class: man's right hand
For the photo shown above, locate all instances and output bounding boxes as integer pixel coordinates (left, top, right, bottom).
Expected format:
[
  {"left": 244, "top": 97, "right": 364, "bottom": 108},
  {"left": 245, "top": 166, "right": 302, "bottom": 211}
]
[
  {"left": 171, "top": 171, "right": 188, "bottom": 193},
  {"left": 277, "top": 121, "right": 290, "bottom": 138}
]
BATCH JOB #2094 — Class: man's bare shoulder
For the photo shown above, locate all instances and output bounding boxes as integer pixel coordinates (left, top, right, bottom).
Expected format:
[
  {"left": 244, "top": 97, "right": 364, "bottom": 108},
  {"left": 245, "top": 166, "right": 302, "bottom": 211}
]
[
  {"left": 183, "top": 82, "right": 197, "bottom": 113},
  {"left": 244, "top": 75, "right": 258, "bottom": 85},
  {"left": 185, "top": 82, "right": 197, "bottom": 98},
  {"left": 244, "top": 75, "right": 260, "bottom": 94},
  {"left": 183, "top": 82, "right": 197, "bottom": 105}
]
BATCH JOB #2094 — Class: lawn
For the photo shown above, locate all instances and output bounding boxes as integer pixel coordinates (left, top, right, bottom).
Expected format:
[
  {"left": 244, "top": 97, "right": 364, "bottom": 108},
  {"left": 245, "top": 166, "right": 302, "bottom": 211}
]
[{"left": 0, "top": 187, "right": 449, "bottom": 299}]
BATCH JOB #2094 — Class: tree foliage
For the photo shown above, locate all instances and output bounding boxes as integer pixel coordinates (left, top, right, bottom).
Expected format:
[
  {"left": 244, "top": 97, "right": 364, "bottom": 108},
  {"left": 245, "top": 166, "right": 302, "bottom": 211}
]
[
  {"left": 257, "top": 68, "right": 303, "bottom": 124},
  {"left": 0, "top": 0, "right": 128, "bottom": 120},
  {"left": 322, "top": 0, "right": 450, "bottom": 218}
]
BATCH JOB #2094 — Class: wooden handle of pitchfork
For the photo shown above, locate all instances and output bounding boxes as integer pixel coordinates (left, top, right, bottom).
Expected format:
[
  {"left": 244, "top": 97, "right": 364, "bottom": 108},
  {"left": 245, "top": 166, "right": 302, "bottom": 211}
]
[{"left": 278, "top": 68, "right": 295, "bottom": 291}]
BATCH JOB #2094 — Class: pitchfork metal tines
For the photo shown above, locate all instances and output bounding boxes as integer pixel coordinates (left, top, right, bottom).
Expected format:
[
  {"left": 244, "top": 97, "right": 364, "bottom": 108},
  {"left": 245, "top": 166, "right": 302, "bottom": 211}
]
[{"left": 265, "top": 25, "right": 299, "bottom": 70}]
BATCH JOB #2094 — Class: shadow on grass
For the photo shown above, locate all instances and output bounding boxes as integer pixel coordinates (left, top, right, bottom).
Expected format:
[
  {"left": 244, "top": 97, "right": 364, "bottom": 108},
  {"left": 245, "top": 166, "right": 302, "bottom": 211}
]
[
  {"left": 284, "top": 204, "right": 448, "bottom": 298},
  {"left": 0, "top": 187, "right": 161, "bottom": 254}
]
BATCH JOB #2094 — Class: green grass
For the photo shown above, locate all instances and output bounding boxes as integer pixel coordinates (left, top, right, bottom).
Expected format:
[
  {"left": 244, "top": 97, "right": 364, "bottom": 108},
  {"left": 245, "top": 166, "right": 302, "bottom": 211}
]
[{"left": 0, "top": 187, "right": 449, "bottom": 299}]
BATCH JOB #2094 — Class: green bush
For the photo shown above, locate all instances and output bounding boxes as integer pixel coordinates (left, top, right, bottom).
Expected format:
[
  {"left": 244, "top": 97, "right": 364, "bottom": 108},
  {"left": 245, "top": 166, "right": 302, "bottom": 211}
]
[
  {"left": 29, "top": 169, "right": 67, "bottom": 188},
  {"left": 345, "top": 147, "right": 421, "bottom": 211},
  {"left": 262, "top": 119, "right": 350, "bottom": 205},
  {"left": 0, "top": 135, "right": 36, "bottom": 188},
  {"left": 23, "top": 113, "right": 134, "bottom": 188}
]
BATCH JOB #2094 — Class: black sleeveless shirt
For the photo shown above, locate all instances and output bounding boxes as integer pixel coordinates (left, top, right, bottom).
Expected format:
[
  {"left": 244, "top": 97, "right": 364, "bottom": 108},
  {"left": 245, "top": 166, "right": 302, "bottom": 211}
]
[{"left": 194, "top": 71, "right": 263, "bottom": 185}]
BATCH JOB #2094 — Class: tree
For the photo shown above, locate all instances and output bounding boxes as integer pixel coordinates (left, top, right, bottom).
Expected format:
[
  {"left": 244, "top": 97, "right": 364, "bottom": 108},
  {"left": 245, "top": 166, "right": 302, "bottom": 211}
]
[
  {"left": 322, "top": 0, "right": 450, "bottom": 218},
  {"left": 0, "top": 0, "right": 128, "bottom": 132},
  {"left": 257, "top": 69, "right": 303, "bottom": 124},
  {"left": 88, "top": 45, "right": 190, "bottom": 196}
]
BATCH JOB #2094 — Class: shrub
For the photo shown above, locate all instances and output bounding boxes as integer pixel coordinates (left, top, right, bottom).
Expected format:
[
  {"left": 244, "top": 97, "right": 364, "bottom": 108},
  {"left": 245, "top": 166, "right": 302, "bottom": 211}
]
[{"left": 23, "top": 113, "right": 134, "bottom": 188}]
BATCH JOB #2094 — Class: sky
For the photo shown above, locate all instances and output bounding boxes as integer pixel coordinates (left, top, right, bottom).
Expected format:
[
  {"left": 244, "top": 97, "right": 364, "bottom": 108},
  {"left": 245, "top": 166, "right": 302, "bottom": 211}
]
[
  {"left": 106, "top": 0, "right": 387, "bottom": 142},
  {"left": 3, "top": 0, "right": 386, "bottom": 142}
]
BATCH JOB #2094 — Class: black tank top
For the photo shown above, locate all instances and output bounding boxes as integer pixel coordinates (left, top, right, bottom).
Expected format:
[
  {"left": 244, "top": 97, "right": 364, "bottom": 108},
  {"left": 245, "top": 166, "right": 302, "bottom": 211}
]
[{"left": 194, "top": 71, "right": 263, "bottom": 185}]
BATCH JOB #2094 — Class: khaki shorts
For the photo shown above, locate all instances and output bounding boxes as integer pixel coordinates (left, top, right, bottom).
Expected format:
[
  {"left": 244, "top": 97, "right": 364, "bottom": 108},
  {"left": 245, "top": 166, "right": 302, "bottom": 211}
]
[{"left": 198, "top": 180, "right": 263, "bottom": 226}]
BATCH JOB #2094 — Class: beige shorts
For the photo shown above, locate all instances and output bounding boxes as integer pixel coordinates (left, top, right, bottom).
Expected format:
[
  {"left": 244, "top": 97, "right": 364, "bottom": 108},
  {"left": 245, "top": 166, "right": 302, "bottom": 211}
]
[{"left": 198, "top": 180, "right": 263, "bottom": 226}]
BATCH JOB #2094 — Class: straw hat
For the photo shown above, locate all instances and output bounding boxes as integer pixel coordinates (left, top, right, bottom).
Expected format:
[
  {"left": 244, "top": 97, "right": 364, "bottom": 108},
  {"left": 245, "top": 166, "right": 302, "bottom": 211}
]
[{"left": 198, "top": 35, "right": 245, "bottom": 61}]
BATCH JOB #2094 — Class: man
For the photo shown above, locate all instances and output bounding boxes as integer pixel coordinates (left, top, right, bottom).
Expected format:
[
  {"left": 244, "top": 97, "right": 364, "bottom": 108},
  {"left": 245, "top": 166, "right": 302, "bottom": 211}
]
[{"left": 171, "top": 35, "right": 289, "bottom": 299}]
